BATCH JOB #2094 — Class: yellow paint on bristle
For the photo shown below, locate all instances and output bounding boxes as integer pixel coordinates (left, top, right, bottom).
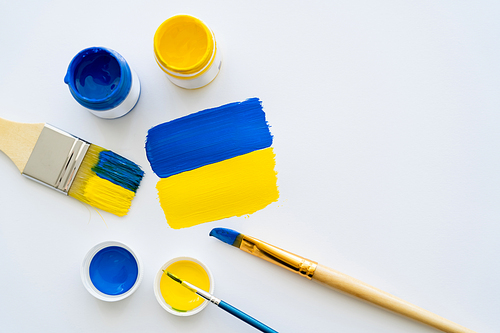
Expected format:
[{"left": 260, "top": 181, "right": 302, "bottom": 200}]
[
  {"left": 69, "top": 143, "right": 103, "bottom": 201},
  {"left": 68, "top": 144, "right": 135, "bottom": 217},
  {"left": 80, "top": 176, "right": 135, "bottom": 216},
  {"left": 157, "top": 147, "right": 279, "bottom": 229},
  {"left": 160, "top": 260, "right": 210, "bottom": 312},
  {"left": 154, "top": 15, "right": 213, "bottom": 73}
]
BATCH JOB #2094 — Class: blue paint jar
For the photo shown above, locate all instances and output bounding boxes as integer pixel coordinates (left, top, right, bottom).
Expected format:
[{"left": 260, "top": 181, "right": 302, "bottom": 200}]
[
  {"left": 64, "top": 47, "right": 141, "bottom": 119},
  {"left": 81, "top": 241, "right": 143, "bottom": 302}
]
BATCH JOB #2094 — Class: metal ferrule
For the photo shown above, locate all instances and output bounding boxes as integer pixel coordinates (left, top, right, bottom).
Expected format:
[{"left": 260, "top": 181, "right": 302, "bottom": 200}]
[
  {"left": 238, "top": 235, "right": 318, "bottom": 279},
  {"left": 22, "top": 124, "right": 90, "bottom": 194},
  {"left": 183, "top": 281, "right": 220, "bottom": 305}
]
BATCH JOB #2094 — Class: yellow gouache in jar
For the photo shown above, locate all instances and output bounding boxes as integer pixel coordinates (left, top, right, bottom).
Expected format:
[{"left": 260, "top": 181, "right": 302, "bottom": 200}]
[
  {"left": 160, "top": 260, "right": 211, "bottom": 312},
  {"left": 154, "top": 15, "right": 214, "bottom": 74}
]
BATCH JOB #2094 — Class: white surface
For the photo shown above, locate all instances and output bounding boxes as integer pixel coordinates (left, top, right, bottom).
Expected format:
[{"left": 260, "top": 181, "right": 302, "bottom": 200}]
[{"left": 0, "top": 1, "right": 498, "bottom": 332}]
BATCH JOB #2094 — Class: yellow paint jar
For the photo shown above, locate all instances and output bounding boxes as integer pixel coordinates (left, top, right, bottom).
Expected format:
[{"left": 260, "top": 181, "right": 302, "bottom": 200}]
[
  {"left": 154, "top": 15, "right": 222, "bottom": 89},
  {"left": 154, "top": 257, "right": 214, "bottom": 316}
]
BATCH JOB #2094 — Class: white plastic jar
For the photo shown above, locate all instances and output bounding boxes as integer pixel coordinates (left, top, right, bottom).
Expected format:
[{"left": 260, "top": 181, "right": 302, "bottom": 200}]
[{"left": 154, "top": 15, "right": 222, "bottom": 89}]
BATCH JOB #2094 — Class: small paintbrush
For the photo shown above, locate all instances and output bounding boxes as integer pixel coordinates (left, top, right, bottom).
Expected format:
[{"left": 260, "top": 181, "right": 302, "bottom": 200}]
[
  {"left": 210, "top": 228, "right": 476, "bottom": 333},
  {"left": 163, "top": 270, "right": 278, "bottom": 333},
  {"left": 0, "top": 117, "right": 144, "bottom": 216}
]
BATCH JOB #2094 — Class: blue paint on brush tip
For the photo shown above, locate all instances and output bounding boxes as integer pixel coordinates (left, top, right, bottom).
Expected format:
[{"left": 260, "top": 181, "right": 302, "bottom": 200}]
[
  {"left": 210, "top": 228, "right": 241, "bottom": 246},
  {"left": 145, "top": 98, "right": 273, "bottom": 178},
  {"left": 92, "top": 151, "right": 144, "bottom": 192}
]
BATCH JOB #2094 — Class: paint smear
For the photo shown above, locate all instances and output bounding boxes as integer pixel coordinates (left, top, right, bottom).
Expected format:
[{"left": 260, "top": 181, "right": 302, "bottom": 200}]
[
  {"left": 157, "top": 148, "right": 278, "bottom": 229},
  {"left": 146, "top": 98, "right": 273, "bottom": 178},
  {"left": 146, "top": 98, "right": 278, "bottom": 228},
  {"left": 160, "top": 260, "right": 210, "bottom": 312}
]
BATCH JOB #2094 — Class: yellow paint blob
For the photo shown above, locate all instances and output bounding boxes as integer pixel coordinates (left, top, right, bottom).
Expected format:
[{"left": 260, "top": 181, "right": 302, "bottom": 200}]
[
  {"left": 154, "top": 15, "right": 214, "bottom": 73},
  {"left": 160, "top": 260, "right": 210, "bottom": 312},
  {"left": 157, "top": 147, "right": 279, "bottom": 229},
  {"left": 69, "top": 144, "right": 135, "bottom": 217}
]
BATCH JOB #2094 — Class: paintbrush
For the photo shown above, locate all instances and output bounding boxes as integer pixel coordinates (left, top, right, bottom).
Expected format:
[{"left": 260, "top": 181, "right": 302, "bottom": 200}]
[
  {"left": 0, "top": 117, "right": 144, "bottom": 216},
  {"left": 209, "top": 228, "right": 476, "bottom": 333},
  {"left": 163, "top": 270, "right": 278, "bottom": 333}
]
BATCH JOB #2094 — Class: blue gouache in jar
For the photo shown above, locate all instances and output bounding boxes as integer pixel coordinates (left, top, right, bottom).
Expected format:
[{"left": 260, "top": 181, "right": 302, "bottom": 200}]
[
  {"left": 89, "top": 246, "right": 139, "bottom": 295},
  {"left": 75, "top": 52, "right": 121, "bottom": 100},
  {"left": 64, "top": 47, "right": 133, "bottom": 111}
]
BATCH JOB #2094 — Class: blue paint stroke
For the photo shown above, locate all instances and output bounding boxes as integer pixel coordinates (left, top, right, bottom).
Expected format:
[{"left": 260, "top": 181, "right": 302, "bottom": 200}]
[
  {"left": 146, "top": 98, "right": 273, "bottom": 178},
  {"left": 92, "top": 151, "right": 144, "bottom": 193}
]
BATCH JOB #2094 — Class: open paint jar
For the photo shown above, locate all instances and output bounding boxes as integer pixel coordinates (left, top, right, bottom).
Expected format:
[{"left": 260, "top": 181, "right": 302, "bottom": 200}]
[
  {"left": 154, "top": 257, "right": 214, "bottom": 316},
  {"left": 154, "top": 14, "right": 222, "bottom": 89},
  {"left": 64, "top": 47, "right": 141, "bottom": 119},
  {"left": 81, "top": 241, "right": 143, "bottom": 302}
]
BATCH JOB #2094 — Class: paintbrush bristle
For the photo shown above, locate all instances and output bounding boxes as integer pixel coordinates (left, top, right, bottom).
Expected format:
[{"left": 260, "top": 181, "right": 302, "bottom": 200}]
[
  {"left": 0, "top": 119, "right": 144, "bottom": 217},
  {"left": 210, "top": 228, "right": 242, "bottom": 247},
  {"left": 68, "top": 144, "right": 144, "bottom": 216},
  {"left": 165, "top": 271, "right": 183, "bottom": 284}
]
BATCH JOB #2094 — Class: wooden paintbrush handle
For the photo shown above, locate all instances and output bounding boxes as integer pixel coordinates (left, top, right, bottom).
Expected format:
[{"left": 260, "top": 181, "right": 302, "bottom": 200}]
[
  {"left": 312, "top": 264, "right": 475, "bottom": 333},
  {"left": 0, "top": 117, "right": 44, "bottom": 172}
]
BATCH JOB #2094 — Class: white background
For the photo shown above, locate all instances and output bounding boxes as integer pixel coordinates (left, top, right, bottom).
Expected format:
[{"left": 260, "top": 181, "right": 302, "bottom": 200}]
[{"left": 0, "top": 1, "right": 498, "bottom": 332}]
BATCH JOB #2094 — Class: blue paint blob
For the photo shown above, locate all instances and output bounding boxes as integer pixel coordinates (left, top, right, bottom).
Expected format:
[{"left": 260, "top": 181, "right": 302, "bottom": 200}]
[
  {"left": 92, "top": 150, "right": 144, "bottom": 193},
  {"left": 210, "top": 228, "right": 240, "bottom": 246},
  {"left": 64, "top": 47, "right": 132, "bottom": 110},
  {"left": 89, "top": 246, "right": 138, "bottom": 296},
  {"left": 75, "top": 52, "right": 121, "bottom": 100},
  {"left": 145, "top": 98, "right": 273, "bottom": 178}
]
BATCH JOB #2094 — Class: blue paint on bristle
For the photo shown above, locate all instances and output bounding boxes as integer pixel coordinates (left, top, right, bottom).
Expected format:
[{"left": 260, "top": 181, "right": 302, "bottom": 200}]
[
  {"left": 92, "top": 151, "right": 144, "bottom": 192},
  {"left": 145, "top": 98, "right": 273, "bottom": 178},
  {"left": 210, "top": 228, "right": 241, "bottom": 246}
]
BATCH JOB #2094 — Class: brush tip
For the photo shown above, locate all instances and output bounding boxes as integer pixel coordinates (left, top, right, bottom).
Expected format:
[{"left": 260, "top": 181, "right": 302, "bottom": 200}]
[
  {"left": 165, "top": 271, "right": 183, "bottom": 284},
  {"left": 209, "top": 227, "right": 241, "bottom": 247},
  {"left": 69, "top": 144, "right": 144, "bottom": 217}
]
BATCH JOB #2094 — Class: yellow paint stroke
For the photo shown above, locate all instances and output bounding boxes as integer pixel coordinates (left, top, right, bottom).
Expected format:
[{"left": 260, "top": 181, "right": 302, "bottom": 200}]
[
  {"left": 160, "top": 260, "right": 210, "bottom": 312},
  {"left": 157, "top": 147, "right": 279, "bottom": 229}
]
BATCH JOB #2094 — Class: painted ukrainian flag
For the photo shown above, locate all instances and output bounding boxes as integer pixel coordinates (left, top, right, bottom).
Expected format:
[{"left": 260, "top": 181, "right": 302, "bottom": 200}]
[{"left": 146, "top": 98, "right": 279, "bottom": 229}]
